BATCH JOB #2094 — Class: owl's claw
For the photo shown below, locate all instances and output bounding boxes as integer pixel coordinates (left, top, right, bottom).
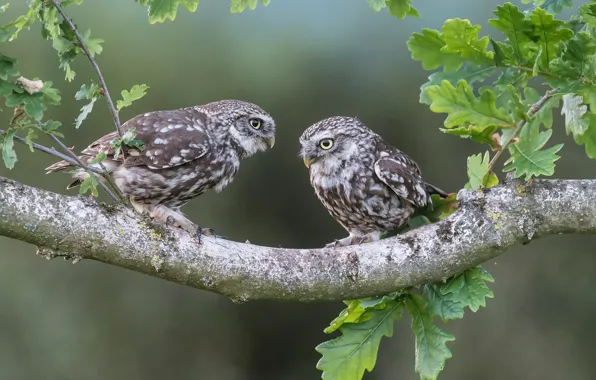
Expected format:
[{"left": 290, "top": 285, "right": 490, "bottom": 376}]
[
  {"left": 194, "top": 227, "right": 227, "bottom": 243},
  {"left": 165, "top": 215, "right": 175, "bottom": 228},
  {"left": 357, "top": 236, "right": 370, "bottom": 245}
]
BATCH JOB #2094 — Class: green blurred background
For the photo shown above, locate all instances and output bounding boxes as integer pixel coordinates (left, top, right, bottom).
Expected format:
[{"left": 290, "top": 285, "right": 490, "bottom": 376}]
[{"left": 1, "top": 1, "right": 596, "bottom": 379}]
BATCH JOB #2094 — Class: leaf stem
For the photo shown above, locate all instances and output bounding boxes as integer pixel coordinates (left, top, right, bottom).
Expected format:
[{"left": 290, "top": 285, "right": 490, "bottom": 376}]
[
  {"left": 49, "top": 0, "right": 124, "bottom": 141},
  {"left": 486, "top": 88, "right": 558, "bottom": 173}
]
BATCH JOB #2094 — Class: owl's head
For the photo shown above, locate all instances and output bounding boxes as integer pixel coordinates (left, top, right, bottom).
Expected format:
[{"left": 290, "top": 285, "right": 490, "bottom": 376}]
[
  {"left": 207, "top": 100, "right": 276, "bottom": 158},
  {"left": 299, "top": 116, "right": 370, "bottom": 170}
]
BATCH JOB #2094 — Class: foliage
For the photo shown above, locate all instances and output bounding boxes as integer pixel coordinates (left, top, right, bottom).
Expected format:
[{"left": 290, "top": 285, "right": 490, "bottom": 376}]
[
  {"left": 320, "top": 1, "right": 596, "bottom": 379},
  {"left": 1, "top": 1, "right": 594, "bottom": 380}
]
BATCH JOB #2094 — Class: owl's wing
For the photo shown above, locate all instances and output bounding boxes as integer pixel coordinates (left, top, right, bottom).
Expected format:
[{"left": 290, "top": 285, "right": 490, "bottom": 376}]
[
  {"left": 81, "top": 108, "right": 211, "bottom": 170},
  {"left": 373, "top": 154, "right": 430, "bottom": 208}
]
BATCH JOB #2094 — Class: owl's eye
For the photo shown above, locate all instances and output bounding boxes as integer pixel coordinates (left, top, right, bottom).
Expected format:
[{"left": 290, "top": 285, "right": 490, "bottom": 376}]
[
  {"left": 319, "top": 138, "right": 334, "bottom": 150},
  {"left": 249, "top": 118, "right": 262, "bottom": 130}
]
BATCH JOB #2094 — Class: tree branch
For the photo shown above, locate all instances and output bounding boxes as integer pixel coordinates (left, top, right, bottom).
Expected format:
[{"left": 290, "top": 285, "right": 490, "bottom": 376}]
[
  {"left": 49, "top": 0, "right": 124, "bottom": 140},
  {"left": 1, "top": 176, "right": 595, "bottom": 302}
]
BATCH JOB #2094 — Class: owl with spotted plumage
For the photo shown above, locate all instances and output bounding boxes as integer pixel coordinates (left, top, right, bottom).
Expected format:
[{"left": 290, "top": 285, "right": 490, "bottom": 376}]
[
  {"left": 46, "top": 99, "right": 276, "bottom": 236},
  {"left": 299, "top": 116, "right": 447, "bottom": 247}
]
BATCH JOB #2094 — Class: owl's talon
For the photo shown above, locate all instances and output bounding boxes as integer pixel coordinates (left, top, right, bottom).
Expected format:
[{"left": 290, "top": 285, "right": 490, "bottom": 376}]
[
  {"left": 194, "top": 227, "right": 226, "bottom": 243},
  {"left": 165, "top": 215, "right": 175, "bottom": 228}
]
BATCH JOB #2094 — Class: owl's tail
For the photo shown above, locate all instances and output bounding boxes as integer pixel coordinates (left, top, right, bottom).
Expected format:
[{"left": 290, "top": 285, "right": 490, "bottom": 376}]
[
  {"left": 45, "top": 155, "right": 117, "bottom": 190},
  {"left": 425, "top": 182, "right": 449, "bottom": 198}
]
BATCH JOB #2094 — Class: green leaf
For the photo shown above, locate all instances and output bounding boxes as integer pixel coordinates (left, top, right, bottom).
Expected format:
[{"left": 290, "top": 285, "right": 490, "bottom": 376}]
[
  {"left": 75, "top": 83, "right": 100, "bottom": 101},
  {"left": 366, "top": 0, "right": 386, "bottom": 12},
  {"left": 426, "top": 267, "right": 494, "bottom": 322},
  {"left": 38, "top": 120, "right": 62, "bottom": 134},
  {"left": 503, "top": 123, "right": 563, "bottom": 180},
  {"left": 74, "top": 83, "right": 100, "bottom": 129},
  {"left": 1, "top": 129, "right": 17, "bottom": 169},
  {"left": 40, "top": 81, "right": 61, "bottom": 105},
  {"left": 406, "top": 295, "right": 454, "bottom": 380},
  {"left": 441, "top": 18, "right": 494, "bottom": 65},
  {"left": 41, "top": 5, "right": 60, "bottom": 40},
  {"left": 420, "top": 63, "right": 495, "bottom": 105},
  {"left": 529, "top": 8, "right": 573, "bottom": 71},
  {"left": 549, "top": 32, "right": 596, "bottom": 91},
  {"left": 231, "top": 0, "right": 270, "bottom": 13},
  {"left": 0, "top": 54, "right": 20, "bottom": 81},
  {"left": 579, "top": 4, "right": 596, "bottom": 28},
  {"left": 573, "top": 113, "right": 596, "bottom": 159},
  {"left": 79, "top": 175, "right": 99, "bottom": 197},
  {"left": 324, "top": 300, "right": 368, "bottom": 334},
  {"left": 117, "top": 84, "right": 149, "bottom": 112},
  {"left": 137, "top": 0, "right": 199, "bottom": 23},
  {"left": 466, "top": 151, "right": 498, "bottom": 190},
  {"left": 540, "top": 0, "right": 573, "bottom": 15},
  {"left": 89, "top": 152, "right": 107, "bottom": 165},
  {"left": 425, "top": 80, "right": 515, "bottom": 130},
  {"left": 488, "top": 3, "right": 535, "bottom": 66},
  {"left": 316, "top": 298, "right": 404, "bottom": 380},
  {"left": 423, "top": 285, "right": 465, "bottom": 322},
  {"left": 426, "top": 193, "right": 458, "bottom": 222},
  {"left": 6, "top": 0, "right": 42, "bottom": 40},
  {"left": 5, "top": 92, "right": 46, "bottom": 121},
  {"left": 81, "top": 29, "right": 104, "bottom": 57},
  {"left": 407, "top": 29, "right": 465, "bottom": 72},
  {"left": 25, "top": 128, "right": 37, "bottom": 152},
  {"left": 441, "top": 124, "right": 499, "bottom": 147},
  {"left": 386, "top": 0, "right": 420, "bottom": 19},
  {"left": 561, "top": 94, "right": 589, "bottom": 136},
  {"left": 53, "top": 39, "right": 78, "bottom": 81}
]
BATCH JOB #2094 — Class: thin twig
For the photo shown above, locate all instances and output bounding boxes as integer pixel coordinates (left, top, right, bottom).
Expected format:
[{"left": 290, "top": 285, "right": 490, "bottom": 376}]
[
  {"left": 487, "top": 88, "right": 558, "bottom": 173},
  {"left": 2, "top": 128, "right": 129, "bottom": 204},
  {"left": 49, "top": 0, "right": 124, "bottom": 141},
  {"left": 45, "top": 134, "right": 120, "bottom": 202},
  {"left": 0, "top": 128, "right": 100, "bottom": 174}
]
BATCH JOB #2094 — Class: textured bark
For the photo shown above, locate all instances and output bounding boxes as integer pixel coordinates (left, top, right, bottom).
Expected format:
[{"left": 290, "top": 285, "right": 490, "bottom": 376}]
[{"left": 1, "top": 175, "right": 595, "bottom": 302}]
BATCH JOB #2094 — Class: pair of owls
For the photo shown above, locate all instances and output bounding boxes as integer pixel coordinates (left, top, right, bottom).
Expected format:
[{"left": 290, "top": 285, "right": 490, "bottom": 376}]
[{"left": 46, "top": 100, "right": 447, "bottom": 247}]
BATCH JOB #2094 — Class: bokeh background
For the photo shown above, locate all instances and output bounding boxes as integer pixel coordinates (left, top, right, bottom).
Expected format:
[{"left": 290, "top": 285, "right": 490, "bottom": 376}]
[{"left": 1, "top": 0, "right": 596, "bottom": 379}]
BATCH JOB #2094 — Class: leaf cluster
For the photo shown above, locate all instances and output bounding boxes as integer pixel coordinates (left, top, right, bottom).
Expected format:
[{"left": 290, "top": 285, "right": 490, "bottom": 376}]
[
  {"left": 408, "top": 2, "right": 596, "bottom": 187},
  {"left": 317, "top": 268, "right": 493, "bottom": 380}
]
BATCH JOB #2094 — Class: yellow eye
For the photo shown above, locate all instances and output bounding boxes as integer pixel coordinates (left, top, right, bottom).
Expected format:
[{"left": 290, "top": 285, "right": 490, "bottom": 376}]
[
  {"left": 319, "top": 138, "right": 334, "bottom": 150},
  {"left": 249, "top": 118, "right": 262, "bottom": 129}
]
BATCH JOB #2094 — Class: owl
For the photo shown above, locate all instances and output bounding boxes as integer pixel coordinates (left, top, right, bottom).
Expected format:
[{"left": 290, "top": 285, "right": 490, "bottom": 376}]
[
  {"left": 46, "top": 99, "right": 276, "bottom": 237},
  {"left": 299, "top": 116, "right": 447, "bottom": 247}
]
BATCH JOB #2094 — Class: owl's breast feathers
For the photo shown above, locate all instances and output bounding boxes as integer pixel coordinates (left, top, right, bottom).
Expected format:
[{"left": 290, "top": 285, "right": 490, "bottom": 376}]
[{"left": 310, "top": 140, "right": 438, "bottom": 234}]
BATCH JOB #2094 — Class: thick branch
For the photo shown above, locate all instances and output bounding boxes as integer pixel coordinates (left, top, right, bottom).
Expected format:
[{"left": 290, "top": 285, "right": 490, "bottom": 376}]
[{"left": 0, "top": 176, "right": 595, "bottom": 302}]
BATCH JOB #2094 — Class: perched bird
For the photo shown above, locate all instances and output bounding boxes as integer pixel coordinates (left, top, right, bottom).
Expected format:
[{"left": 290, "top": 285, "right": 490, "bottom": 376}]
[
  {"left": 46, "top": 99, "right": 276, "bottom": 236},
  {"left": 299, "top": 116, "right": 447, "bottom": 247}
]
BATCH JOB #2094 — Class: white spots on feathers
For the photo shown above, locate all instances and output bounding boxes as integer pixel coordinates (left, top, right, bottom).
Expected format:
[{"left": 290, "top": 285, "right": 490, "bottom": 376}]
[{"left": 153, "top": 138, "right": 168, "bottom": 145}]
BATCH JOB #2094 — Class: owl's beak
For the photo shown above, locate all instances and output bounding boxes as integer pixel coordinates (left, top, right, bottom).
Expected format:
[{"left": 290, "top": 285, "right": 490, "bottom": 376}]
[
  {"left": 303, "top": 157, "right": 313, "bottom": 168},
  {"left": 268, "top": 137, "right": 275, "bottom": 149}
]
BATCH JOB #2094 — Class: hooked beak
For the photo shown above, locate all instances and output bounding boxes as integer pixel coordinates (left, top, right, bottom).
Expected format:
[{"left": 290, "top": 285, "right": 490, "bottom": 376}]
[
  {"left": 268, "top": 137, "right": 275, "bottom": 149},
  {"left": 303, "top": 157, "right": 314, "bottom": 168}
]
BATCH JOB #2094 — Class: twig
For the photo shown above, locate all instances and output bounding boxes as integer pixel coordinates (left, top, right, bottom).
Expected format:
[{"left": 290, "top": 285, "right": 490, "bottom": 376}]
[
  {"left": 487, "top": 88, "right": 558, "bottom": 173},
  {"left": 2, "top": 128, "right": 129, "bottom": 204},
  {"left": 0, "top": 128, "right": 100, "bottom": 174},
  {"left": 49, "top": 0, "right": 124, "bottom": 142},
  {"left": 45, "top": 134, "right": 120, "bottom": 202}
]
